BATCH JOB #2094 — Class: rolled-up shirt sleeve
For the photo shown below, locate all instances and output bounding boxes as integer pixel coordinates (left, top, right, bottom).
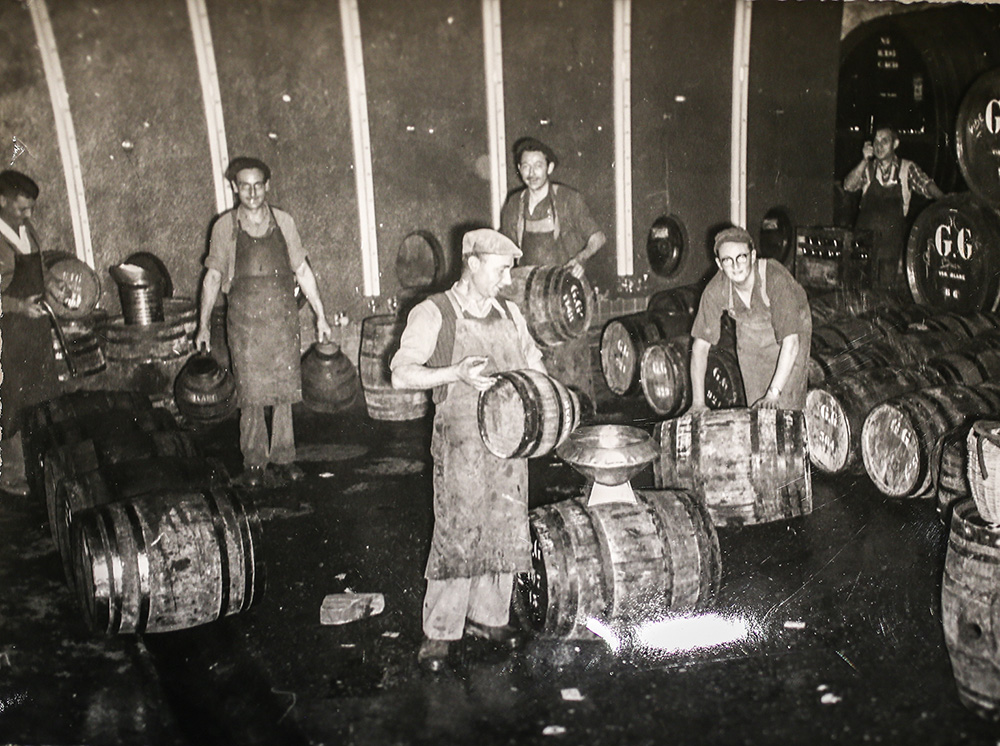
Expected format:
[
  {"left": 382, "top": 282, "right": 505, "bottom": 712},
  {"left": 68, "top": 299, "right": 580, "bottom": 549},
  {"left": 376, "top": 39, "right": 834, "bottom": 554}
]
[
  {"left": 205, "top": 213, "right": 236, "bottom": 292},
  {"left": 390, "top": 300, "right": 443, "bottom": 371}
]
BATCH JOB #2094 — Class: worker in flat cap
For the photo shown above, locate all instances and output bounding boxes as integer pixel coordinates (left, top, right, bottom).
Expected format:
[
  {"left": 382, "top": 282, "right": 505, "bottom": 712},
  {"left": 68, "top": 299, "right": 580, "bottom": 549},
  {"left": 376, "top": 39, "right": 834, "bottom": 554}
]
[
  {"left": 195, "top": 157, "right": 332, "bottom": 488},
  {"left": 391, "top": 228, "right": 546, "bottom": 673},
  {"left": 688, "top": 226, "right": 811, "bottom": 412}
]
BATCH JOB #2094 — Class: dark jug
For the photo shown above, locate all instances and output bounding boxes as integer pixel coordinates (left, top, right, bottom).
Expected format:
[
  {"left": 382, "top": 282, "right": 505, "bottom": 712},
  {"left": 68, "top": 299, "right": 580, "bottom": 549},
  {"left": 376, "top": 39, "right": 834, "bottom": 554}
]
[
  {"left": 174, "top": 352, "right": 237, "bottom": 425},
  {"left": 301, "top": 341, "right": 360, "bottom": 413}
]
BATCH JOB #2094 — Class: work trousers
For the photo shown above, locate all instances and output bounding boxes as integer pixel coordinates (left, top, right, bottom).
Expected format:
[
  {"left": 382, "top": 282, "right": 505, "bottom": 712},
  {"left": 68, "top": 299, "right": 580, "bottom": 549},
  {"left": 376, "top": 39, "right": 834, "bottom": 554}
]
[
  {"left": 239, "top": 403, "right": 295, "bottom": 469},
  {"left": 423, "top": 573, "right": 513, "bottom": 640}
]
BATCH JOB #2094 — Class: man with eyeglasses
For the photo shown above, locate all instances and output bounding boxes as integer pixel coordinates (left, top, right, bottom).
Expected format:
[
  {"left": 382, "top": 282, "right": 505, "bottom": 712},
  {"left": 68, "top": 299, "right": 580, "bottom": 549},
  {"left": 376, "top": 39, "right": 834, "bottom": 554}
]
[{"left": 688, "top": 227, "right": 811, "bottom": 412}]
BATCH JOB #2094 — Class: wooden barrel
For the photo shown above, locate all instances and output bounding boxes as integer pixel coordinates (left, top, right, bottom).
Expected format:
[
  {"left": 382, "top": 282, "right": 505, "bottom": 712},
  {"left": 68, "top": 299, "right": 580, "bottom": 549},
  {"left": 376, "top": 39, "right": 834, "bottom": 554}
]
[
  {"left": 653, "top": 409, "right": 812, "bottom": 527},
  {"left": 42, "top": 251, "right": 101, "bottom": 319},
  {"left": 600, "top": 310, "right": 693, "bottom": 396},
  {"left": 44, "top": 428, "right": 203, "bottom": 550},
  {"left": 515, "top": 490, "right": 721, "bottom": 638},
  {"left": 942, "top": 499, "right": 1000, "bottom": 719},
  {"left": 906, "top": 194, "right": 1000, "bottom": 314},
  {"left": 173, "top": 352, "right": 238, "bottom": 425},
  {"left": 51, "top": 326, "right": 107, "bottom": 382},
  {"left": 300, "top": 341, "right": 361, "bottom": 413},
  {"left": 967, "top": 420, "right": 1000, "bottom": 525},
  {"left": 936, "top": 426, "right": 972, "bottom": 525},
  {"left": 478, "top": 370, "right": 580, "bottom": 459},
  {"left": 806, "top": 367, "right": 946, "bottom": 475},
  {"left": 865, "top": 303, "right": 934, "bottom": 335},
  {"left": 359, "top": 314, "right": 430, "bottom": 421},
  {"left": 52, "top": 455, "right": 229, "bottom": 583},
  {"left": 70, "top": 488, "right": 263, "bottom": 634},
  {"left": 639, "top": 337, "right": 744, "bottom": 418},
  {"left": 957, "top": 68, "right": 1000, "bottom": 208},
  {"left": 926, "top": 348, "right": 1000, "bottom": 386},
  {"left": 395, "top": 230, "right": 449, "bottom": 290},
  {"left": 123, "top": 252, "right": 173, "bottom": 298},
  {"left": 98, "top": 297, "right": 196, "bottom": 362},
  {"left": 810, "top": 317, "right": 885, "bottom": 353},
  {"left": 898, "top": 329, "right": 973, "bottom": 366},
  {"left": 861, "top": 384, "right": 1000, "bottom": 498},
  {"left": 502, "top": 265, "right": 594, "bottom": 348},
  {"left": 646, "top": 283, "right": 704, "bottom": 318},
  {"left": 645, "top": 215, "right": 688, "bottom": 278},
  {"left": 807, "top": 338, "right": 900, "bottom": 387},
  {"left": 919, "top": 311, "right": 1000, "bottom": 339}
]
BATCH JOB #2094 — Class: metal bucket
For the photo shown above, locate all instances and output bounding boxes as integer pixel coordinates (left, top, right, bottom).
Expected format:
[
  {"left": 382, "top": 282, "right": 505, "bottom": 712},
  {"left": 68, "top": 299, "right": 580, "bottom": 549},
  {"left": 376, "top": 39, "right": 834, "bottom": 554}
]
[{"left": 110, "top": 263, "right": 164, "bottom": 325}]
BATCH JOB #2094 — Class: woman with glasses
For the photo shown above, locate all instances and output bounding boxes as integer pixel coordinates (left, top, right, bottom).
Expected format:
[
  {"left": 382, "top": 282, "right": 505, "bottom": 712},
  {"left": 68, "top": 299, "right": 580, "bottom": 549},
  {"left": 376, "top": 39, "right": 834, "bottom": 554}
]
[{"left": 688, "top": 227, "right": 811, "bottom": 412}]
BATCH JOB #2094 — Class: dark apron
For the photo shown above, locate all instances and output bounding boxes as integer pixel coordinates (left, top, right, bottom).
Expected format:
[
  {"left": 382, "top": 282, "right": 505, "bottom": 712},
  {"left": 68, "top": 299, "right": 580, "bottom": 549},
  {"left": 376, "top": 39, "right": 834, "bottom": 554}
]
[
  {"left": 426, "top": 301, "right": 530, "bottom": 580},
  {"left": 728, "top": 260, "right": 808, "bottom": 410},
  {"left": 1, "top": 252, "right": 62, "bottom": 434},
  {"left": 856, "top": 168, "right": 906, "bottom": 289},
  {"left": 226, "top": 215, "right": 301, "bottom": 406}
]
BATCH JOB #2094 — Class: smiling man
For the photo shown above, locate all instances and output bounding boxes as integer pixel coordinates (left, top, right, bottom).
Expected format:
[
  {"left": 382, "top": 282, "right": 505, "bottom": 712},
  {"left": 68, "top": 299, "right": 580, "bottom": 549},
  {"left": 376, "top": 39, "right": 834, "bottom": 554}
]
[
  {"left": 688, "top": 227, "right": 811, "bottom": 413},
  {"left": 195, "top": 157, "right": 332, "bottom": 488},
  {"left": 391, "top": 228, "right": 545, "bottom": 674}
]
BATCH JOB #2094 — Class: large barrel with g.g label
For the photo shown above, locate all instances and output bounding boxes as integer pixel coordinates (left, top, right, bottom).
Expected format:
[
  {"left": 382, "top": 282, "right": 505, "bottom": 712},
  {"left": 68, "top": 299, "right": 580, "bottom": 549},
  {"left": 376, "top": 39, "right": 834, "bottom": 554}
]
[
  {"left": 515, "top": 490, "right": 721, "bottom": 639},
  {"left": 53, "top": 456, "right": 229, "bottom": 585},
  {"left": 70, "top": 488, "right": 263, "bottom": 634},
  {"left": 44, "top": 429, "right": 202, "bottom": 549},
  {"left": 942, "top": 499, "right": 1000, "bottom": 719},
  {"left": 501, "top": 265, "right": 593, "bottom": 348},
  {"left": 359, "top": 314, "right": 430, "bottom": 421},
  {"left": 653, "top": 409, "right": 812, "bottom": 527},
  {"left": 906, "top": 194, "right": 1000, "bottom": 314},
  {"left": 806, "top": 367, "right": 946, "bottom": 475},
  {"left": 861, "top": 384, "right": 1000, "bottom": 498},
  {"left": 478, "top": 370, "right": 580, "bottom": 459},
  {"left": 600, "top": 310, "right": 693, "bottom": 396},
  {"left": 638, "top": 337, "right": 744, "bottom": 418},
  {"left": 957, "top": 67, "right": 1000, "bottom": 209}
]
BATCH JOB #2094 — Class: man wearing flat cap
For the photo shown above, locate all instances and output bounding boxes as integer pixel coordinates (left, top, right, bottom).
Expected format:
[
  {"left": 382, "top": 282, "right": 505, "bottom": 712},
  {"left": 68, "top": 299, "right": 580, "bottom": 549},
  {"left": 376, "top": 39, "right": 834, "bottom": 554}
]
[
  {"left": 391, "top": 228, "right": 545, "bottom": 673},
  {"left": 688, "top": 227, "right": 811, "bottom": 412},
  {"left": 195, "top": 157, "right": 332, "bottom": 487}
]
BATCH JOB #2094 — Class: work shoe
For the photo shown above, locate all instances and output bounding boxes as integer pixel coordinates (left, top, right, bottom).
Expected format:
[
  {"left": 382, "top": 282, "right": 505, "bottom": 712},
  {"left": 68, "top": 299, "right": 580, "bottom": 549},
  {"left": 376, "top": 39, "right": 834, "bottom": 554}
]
[
  {"left": 464, "top": 619, "right": 525, "bottom": 651},
  {"left": 417, "top": 638, "right": 450, "bottom": 673},
  {"left": 238, "top": 465, "right": 266, "bottom": 488}
]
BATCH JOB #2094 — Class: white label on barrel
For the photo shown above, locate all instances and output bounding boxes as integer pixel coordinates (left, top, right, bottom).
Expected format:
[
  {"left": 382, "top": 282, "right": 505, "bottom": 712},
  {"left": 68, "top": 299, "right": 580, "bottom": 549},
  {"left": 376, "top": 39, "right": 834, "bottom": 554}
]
[
  {"left": 934, "top": 223, "right": 973, "bottom": 261},
  {"left": 986, "top": 99, "right": 1000, "bottom": 136},
  {"left": 562, "top": 284, "right": 585, "bottom": 325}
]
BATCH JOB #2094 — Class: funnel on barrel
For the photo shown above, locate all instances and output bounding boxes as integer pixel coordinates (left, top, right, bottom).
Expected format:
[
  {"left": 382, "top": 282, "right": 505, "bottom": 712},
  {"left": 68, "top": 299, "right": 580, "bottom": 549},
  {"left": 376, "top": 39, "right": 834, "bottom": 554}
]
[{"left": 556, "top": 424, "right": 656, "bottom": 505}]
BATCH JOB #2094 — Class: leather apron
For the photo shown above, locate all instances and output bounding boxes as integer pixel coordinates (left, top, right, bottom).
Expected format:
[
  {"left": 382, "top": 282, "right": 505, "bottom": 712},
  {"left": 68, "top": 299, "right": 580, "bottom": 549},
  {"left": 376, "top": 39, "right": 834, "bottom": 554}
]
[
  {"left": 226, "top": 213, "right": 301, "bottom": 406},
  {"left": 425, "top": 298, "right": 531, "bottom": 580},
  {"left": 856, "top": 163, "right": 906, "bottom": 289},
  {"left": 727, "top": 260, "right": 808, "bottom": 410},
  {"left": 1, "top": 252, "right": 62, "bottom": 434}
]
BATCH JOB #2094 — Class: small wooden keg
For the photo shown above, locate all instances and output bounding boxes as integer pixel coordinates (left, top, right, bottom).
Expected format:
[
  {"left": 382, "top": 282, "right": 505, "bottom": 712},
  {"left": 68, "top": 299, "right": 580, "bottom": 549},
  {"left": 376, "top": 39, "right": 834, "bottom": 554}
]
[
  {"left": 654, "top": 408, "right": 812, "bottom": 527},
  {"left": 646, "top": 283, "right": 704, "bottom": 318},
  {"left": 600, "top": 310, "right": 693, "bottom": 396},
  {"left": 174, "top": 352, "right": 238, "bottom": 425},
  {"left": 501, "top": 265, "right": 594, "bottom": 348},
  {"left": 942, "top": 499, "right": 1000, "bottom": 719},
  {"left": 639, "top": 337, "right": 744, "bottom": 418},
  {"left": 861, "top": 384, "right": 1000, "bottom": 498},
  {"left": 301, "top": 341, "right": 361, "bottom": 413},
  {"left": 806, "top": 366, "right": 946, "bottom": 475},
  {"left": 478, "top": 370, "right": 580, "bottom": 459},
  {"left": 70, "top": 488, "right": 263, "bottom": 634},
  {"left": 358, "top": 315, "right": 430, "bottom": 421},
  {"left": 515, "top": 490, "right": 721, "bottom": 638},
  {"left": 42, "top": 251, "right": 101, "bottom": 320}
]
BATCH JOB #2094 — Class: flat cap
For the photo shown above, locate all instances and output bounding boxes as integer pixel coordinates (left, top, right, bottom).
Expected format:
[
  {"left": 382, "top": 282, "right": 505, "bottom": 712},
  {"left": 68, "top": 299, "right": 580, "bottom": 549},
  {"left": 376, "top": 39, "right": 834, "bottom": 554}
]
[
  {"left": 713, "top": 226, "right": 754, "bottom": 254},
  {"left": 462, "top": 228, "right": 522, "bottom": 258}
]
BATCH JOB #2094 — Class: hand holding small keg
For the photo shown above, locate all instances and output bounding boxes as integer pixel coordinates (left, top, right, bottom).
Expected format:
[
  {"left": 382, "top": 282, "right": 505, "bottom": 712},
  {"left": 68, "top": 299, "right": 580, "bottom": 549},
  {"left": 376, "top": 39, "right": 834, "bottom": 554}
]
[{"left": 457, "top": 355, "right": 492, "bottom": 391}]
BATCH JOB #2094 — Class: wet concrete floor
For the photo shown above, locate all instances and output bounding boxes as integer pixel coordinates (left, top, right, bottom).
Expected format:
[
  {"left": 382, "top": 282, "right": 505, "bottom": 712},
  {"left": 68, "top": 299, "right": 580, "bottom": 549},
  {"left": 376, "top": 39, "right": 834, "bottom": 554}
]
[{"left": 3, "top": 397, "right": 1000, "bottom": 745}]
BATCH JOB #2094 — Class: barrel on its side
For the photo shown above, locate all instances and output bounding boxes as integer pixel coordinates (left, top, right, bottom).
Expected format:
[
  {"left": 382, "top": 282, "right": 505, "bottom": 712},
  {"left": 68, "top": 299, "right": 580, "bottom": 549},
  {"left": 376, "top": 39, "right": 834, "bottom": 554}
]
[
  {"left": 70, "top": 488, "right": 263, "bottom": 634},
  {"left": 861, "top": 384, "right": 1000, "bottom": 498},
  {"left": 942, "top": 499, "right": 1000, "bottom": 719},
  {"left": 478, "top": 370, "right": 580, "bottom": 459},
  {"left": 811, "top": 317, "right": 886, "bottom": 353},
  {"left": 936, "top": 426, "right": 972, "bottom": 524},
  {"left": 42, "top": 251, "right": 102, "bottom": 320},
  {"left": 639, "top": 338, "right": 744, "bottom": 418},
  {"left": 807, "top": 338, "right": 899, "bottom": 386},
  {"left": 600, "top": 310, "right": 693, "bottom": 396},
  {"left": 359, "top": 314, "right": 430, "bottom": 421},
  {"left": 654, "top": 409, "right": 812, "bottom": 526},
  {"left": 919, "top": 311, "right": 1000, "bottom": 339},
  {"left": 502, "top": 265, "right": 594, "bottom": 348},
  {"left": 806, "top": 367, "right": 946, "bottom": 475},
  {"left": 515, "top": 490, "right": 721, "bottom": 638},
  {"left": 647, "top": 284, "right": 704, "bottom": 318},
  {"left": 927, "top": 349, "right": 1000, "bottom": 387}
]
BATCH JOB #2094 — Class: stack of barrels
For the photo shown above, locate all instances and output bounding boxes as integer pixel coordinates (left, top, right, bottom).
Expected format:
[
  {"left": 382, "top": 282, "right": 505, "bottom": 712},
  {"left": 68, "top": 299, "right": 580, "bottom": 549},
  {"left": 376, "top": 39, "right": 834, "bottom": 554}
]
[{"left": 27, "top": 390, "right": 263, "bottom": 635}]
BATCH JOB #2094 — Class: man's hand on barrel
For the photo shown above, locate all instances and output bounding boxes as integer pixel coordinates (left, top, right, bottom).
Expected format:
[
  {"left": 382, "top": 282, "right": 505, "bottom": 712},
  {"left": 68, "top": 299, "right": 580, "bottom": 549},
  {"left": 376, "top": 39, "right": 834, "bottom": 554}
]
[
  {"left": 751, "top": 387, "right": 781, "bottom": 410},
  {"left": 456, "top": 355, "right": 493, "bottom": 391}
]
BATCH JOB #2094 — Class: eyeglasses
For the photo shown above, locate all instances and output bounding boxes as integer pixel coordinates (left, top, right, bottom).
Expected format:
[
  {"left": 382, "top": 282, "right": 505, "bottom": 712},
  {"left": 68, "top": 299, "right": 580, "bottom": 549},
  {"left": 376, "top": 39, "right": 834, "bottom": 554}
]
[{"left": 718, "top": 253, "right": 750, "bottom": 269}]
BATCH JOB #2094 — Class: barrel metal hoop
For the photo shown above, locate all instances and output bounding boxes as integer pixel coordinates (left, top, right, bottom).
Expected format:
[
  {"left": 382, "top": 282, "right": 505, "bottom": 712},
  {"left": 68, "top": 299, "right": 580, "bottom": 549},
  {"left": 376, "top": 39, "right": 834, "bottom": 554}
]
[
  {"left": 228, "top": 489, "right": 261, "bottom": 612},
  {"left": 202, "top": 489, "right": 232, "bottom": 619},
  {"left": 501, "top": 372, "right": 543, "bottom": 458},
  {"left": 97, "top": 506, "right": 124, "bottom": 635},
  {"left": 638, "top": 492, "right": 678, "bottom": 606},
  {"left": 575, "top": 499, "right": 616, "bottom": 622},
  {"left": 123, "top": 502, "right": 151, "bottom": 634},
  {"left": 912, "top": 389, "right": 960, "bottom": 495},
  {"left": 543, "top": 266, "right": 569, "bottom": 341}
]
